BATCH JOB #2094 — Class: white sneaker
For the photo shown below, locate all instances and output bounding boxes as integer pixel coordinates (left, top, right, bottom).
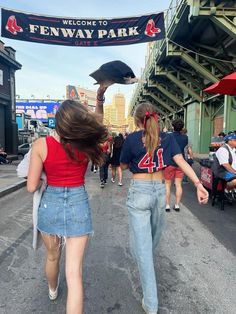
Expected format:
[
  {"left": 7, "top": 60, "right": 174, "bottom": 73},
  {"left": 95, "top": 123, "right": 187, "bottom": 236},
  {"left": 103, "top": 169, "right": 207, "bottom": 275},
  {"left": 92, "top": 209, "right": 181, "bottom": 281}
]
[
  {"left": 111, "top": 178, "right": 115, "bottom": 183},
  {"left": 49, "top": 276, "right": 60, "bottom": 301},
  {"left": 142, "top": 298, "right": 157, "bottom": 314},
  {"left": 118, "top": 182, "right": 123, "bottom": 186}
]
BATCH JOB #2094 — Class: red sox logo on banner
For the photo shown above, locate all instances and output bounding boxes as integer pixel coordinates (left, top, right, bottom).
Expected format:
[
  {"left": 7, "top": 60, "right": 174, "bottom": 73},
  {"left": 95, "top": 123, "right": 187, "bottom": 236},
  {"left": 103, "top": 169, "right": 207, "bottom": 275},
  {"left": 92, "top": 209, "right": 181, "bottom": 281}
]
[
  {"left": 144, "top": 19, "right": 161, "bottom": 37},
  {"left": 1, "top": 8, "right": 165, "bottom": 47},
  {"left": 5, "top": 15, "right": 23, "bottom": 35}
]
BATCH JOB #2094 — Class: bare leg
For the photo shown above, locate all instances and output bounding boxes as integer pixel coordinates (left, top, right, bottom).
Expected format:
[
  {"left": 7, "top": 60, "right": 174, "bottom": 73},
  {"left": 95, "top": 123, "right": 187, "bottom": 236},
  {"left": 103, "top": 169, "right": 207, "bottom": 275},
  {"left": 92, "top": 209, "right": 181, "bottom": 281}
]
[
  {"left": 165, "top": 180, "right": 172, "bottom": 207},
  {"left": 117, "top": 166, "right": 123, "bottom": 183},
  {"left": 41, "top": 234, "right": 61, "bottom": 291},
  {"left": 111, "top": 166, "right": 116, "bottom": 180},
  {"left": 226, "top": 179, "right": 236, "bottom": 190},
  {"left": 175, "top": 177, "right": 183, "bottom": 206},
  {"left": 66, "top": 235, "right": 89, "bottom": 314}
]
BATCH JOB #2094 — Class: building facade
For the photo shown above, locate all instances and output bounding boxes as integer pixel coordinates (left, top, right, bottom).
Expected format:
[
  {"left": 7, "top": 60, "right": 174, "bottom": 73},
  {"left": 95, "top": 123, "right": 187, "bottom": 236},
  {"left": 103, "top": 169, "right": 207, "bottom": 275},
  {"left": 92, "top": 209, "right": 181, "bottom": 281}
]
[
  {"left": 66, "top": 85, "right": 96, "bottom": 111},
  {"left": 0, "top": 41, "right": 21, "bottom": 154},
  {"left": 104, "top": 92, "right": 128, "bottom": 134}
]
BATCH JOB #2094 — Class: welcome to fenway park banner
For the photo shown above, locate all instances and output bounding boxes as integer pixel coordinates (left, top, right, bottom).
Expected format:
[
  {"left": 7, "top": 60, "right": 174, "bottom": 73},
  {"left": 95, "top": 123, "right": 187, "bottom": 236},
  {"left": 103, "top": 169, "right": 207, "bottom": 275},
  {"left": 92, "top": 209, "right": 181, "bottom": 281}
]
[{"left": 1, "top": 8, "right": 165, "bottom": 47}]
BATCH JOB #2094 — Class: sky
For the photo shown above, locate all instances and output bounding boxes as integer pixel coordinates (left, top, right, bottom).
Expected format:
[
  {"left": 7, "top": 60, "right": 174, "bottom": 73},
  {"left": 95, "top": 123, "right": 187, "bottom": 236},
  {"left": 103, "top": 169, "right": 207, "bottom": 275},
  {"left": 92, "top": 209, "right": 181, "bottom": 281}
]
[{"left": 0, "top": 0, "right": 171, "bottom": 110}]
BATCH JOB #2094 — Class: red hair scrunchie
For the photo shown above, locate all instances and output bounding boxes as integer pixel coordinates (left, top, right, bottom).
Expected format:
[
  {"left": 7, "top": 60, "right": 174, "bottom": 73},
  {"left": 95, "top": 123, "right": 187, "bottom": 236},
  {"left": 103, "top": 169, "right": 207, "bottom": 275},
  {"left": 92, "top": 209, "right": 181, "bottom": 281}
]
[{"left": 143, "top": 111, "right": 158, "bottom": 129}]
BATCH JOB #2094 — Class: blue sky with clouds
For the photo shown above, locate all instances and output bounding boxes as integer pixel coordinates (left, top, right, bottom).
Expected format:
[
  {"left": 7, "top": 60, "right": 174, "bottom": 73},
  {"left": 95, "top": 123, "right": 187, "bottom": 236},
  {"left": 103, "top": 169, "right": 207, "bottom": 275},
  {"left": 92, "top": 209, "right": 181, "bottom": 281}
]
[{"left": 0, "top": 0, "right": 171, "bottom": 107}]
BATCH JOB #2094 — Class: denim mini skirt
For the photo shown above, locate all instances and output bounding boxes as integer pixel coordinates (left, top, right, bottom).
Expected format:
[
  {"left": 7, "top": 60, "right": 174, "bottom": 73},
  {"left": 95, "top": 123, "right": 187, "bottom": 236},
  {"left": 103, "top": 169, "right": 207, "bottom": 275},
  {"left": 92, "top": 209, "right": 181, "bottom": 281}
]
[{"left": 37, "top": 185, "right": 93, "bottom": 237}]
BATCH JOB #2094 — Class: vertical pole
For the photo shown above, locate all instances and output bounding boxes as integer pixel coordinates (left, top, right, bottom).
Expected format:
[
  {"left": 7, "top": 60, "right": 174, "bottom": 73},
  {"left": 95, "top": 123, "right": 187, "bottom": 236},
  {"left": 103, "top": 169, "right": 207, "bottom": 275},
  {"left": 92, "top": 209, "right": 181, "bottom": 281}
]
[
  {"left": 184, "top": 106, "right": 187, "bottom": 126},
  {"left": 223, "top": 95, "right": 231, "bottom": 133}
]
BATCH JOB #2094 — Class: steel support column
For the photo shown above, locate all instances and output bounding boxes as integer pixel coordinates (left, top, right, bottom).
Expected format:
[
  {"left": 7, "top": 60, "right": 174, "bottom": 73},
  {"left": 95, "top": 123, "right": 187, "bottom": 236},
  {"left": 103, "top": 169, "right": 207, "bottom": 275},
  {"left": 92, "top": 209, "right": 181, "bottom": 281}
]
[{"left": 223, "top": 95, "right": 231, "bottom": 133}]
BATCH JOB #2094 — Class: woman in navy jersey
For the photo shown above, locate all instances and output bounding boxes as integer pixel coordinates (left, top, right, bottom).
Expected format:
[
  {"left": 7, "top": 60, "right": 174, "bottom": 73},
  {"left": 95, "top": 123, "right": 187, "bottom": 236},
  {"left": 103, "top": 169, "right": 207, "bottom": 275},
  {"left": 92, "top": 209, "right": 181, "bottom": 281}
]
[
  {"left": 120, "top": 102, "right": 208, "bottom": 314},
  {"left": 27, "top": 100, "right": 107, "bottom": 314}
]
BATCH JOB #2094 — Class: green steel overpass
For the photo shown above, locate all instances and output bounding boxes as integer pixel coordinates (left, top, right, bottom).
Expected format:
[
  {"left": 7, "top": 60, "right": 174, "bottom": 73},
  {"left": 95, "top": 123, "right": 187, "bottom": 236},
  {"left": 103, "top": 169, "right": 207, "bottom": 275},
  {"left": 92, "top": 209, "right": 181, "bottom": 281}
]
[{"left": 130, "top": 0, "right": 236, "bottom": 153}]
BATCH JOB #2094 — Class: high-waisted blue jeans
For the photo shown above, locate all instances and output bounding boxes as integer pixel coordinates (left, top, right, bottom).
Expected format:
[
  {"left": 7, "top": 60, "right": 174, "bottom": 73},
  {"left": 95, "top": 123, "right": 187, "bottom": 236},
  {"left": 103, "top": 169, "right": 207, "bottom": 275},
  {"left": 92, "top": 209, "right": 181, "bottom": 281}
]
[{"left": 127, "top": 179, "right": 165, "bottom": 312}]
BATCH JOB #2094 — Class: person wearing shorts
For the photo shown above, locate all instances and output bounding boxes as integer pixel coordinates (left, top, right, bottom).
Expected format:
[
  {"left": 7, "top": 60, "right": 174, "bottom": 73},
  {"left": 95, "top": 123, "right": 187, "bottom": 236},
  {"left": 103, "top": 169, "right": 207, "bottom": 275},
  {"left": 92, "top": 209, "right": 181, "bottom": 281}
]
[
  {"left": 27, "top": 99, "right": 108, "bottom": 314},
  {"left": 163, "top": 119, "right": 188, "bottom": 212}
]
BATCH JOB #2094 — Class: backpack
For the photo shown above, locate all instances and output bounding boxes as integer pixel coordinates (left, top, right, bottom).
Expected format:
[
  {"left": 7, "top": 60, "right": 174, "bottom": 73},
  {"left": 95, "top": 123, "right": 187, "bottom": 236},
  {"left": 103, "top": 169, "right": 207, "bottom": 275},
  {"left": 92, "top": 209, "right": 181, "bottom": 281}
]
[{"left": 212, "top": 145, "right": 233, "bottom": 179}]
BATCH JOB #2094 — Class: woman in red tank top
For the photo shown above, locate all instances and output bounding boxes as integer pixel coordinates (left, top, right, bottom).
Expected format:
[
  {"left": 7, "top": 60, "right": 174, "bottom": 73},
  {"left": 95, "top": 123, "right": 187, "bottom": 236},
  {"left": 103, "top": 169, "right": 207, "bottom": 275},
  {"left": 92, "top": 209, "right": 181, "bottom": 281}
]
[{"left": 27, "top": 99, "right": 108, "bottom": 313}]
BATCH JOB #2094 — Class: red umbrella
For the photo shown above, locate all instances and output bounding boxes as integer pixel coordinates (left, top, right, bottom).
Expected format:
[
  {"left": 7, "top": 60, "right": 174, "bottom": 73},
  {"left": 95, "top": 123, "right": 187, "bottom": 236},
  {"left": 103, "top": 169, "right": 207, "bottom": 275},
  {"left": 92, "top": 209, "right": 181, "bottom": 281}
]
[{"left": 203, "top": 72, "right": 236, "bottom": 96}]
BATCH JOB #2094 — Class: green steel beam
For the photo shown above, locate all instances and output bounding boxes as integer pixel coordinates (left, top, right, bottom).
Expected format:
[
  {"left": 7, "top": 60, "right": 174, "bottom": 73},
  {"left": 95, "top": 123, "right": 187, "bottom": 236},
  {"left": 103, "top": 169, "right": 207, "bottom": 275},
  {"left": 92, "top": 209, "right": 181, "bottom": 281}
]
[
  {"left": 140, "top": 94, "right": 167, "bottom": 116},
  {"left": 178, "top": 70, "right": 204, "bottom": 90},
  {"left": 142, "top": 89, "right": 175, "bottom": 113},
  {"left": 211, "top": 16, "right": 236, "bottom": 38},
  {"left": 149, "top": 102, "right": 166, "bottom": 117},
  {"left": 188, "top": 0, "right": 236, "bottom": 37},
  {"left": 188, "top": 1, "right": 236, "bottom": 18},
  {"left": 155, "top": 66, "right": 202, "bottom": 102},
  {"left": 149, "top": 92, "right": 175, "bottom": 113},
  {"left": 167, "top": 42, "right": 219, "bottom": 83},
  {"left": 148, "top": 79, "right": 183, "bottom": 107}
]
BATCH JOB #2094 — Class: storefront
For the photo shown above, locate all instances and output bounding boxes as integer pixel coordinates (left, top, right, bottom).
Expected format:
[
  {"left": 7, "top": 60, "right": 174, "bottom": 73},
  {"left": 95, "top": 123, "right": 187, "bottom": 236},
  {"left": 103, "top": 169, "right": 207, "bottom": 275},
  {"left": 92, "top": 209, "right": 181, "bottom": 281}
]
[{"left": 0, "top": 40, "right": 21, "bottom": 154}]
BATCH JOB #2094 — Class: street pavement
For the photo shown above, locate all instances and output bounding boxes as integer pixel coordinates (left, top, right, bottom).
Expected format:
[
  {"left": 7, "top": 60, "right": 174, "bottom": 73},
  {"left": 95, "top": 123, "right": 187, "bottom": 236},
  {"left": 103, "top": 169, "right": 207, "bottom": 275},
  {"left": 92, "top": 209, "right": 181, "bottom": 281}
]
[
  {"left": 0, "top": 164, "right": 236, "bottom": 314},
  {"left": 0, "top": 162, "right": 26, "bottom": 198}
]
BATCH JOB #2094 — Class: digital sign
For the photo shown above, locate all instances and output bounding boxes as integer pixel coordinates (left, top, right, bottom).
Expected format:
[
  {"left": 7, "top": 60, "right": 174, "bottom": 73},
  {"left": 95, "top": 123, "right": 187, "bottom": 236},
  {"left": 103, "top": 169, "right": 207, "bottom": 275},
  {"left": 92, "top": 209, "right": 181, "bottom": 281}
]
[{"left": 16, "top": 101, "right": 61, "bottom": 123}]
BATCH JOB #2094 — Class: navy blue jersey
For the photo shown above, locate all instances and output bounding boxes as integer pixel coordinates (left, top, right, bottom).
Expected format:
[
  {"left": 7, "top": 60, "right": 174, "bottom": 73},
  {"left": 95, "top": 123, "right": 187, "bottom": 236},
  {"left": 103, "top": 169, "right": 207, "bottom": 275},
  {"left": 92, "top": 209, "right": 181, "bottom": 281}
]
[
  {"left": 169, "top": 131, "right": 188, "bottom": 166},
  {"left": 120, "top": 130, "right": 181, "bottom": 173}
]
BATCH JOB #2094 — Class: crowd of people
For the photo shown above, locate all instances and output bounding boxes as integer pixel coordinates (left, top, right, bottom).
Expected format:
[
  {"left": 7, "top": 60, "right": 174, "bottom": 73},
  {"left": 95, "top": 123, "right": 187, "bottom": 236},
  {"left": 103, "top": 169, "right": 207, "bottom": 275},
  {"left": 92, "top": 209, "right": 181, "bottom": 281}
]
[
  {"left": 6, "top": 85, "right": 235, "bottom": 314},
  {"left": 19, "top": 85, "right": 211, "bottom": 314},
  {"left": 15, "top": 81, "right": 235, "bottom": 314},
  {"left": 90, "top": 133, "right": 125, "bottom": 188}
]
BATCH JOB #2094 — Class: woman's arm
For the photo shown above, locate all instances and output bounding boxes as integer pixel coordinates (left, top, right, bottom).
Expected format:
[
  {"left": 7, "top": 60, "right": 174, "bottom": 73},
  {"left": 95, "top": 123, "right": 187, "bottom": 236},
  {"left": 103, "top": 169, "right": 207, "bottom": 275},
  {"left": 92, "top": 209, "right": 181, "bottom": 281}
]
[
  {"left": 173, "top": 154, "right": 209, "bottom": 204},
  {"left": 27, "top": 139, "right": 44, "bottom": 193},
  {"left": 95, "top": 84, "right": 108, "bottom": 118},
  {"left": 188, "top": 146, "right": 193, "bottom": 159},
  {"left": 221, "top": 163, "right": 236, "bottom": 174}
]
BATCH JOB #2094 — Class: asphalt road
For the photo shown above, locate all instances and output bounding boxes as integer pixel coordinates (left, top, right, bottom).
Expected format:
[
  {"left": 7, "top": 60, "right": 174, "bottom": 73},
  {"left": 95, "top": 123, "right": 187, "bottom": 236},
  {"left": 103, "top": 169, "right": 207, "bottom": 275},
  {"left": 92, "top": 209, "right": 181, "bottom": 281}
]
[{"left": 0, "top": 170, "right": 235, "bottom": 314}]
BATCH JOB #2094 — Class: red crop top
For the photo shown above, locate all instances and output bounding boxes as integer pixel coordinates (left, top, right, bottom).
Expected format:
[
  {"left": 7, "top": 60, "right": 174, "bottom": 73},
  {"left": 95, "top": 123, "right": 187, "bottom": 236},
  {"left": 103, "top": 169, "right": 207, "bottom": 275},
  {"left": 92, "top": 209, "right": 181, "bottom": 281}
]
[{"left": 43, "top": 136, "right": 88, "bottom": 187}]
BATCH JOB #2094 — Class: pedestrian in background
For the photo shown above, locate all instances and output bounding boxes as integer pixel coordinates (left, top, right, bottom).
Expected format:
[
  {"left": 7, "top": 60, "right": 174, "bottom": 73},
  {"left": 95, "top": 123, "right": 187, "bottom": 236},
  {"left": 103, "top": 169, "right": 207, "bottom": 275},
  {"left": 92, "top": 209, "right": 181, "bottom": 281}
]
[
  {"left": 215, "top": 132, "right": 236, "bottom": 200},
  {"left": 164, "top": 119, "right": 188, "bottom": 212},
  {"left": 90, "top": 163, "right": 98, "bottom": 173},
  {"left": 181, "top": 128, "right": 194, "bottom": 183},
  {"left": 110, "top": 133, "right": 124, "bottom": 186},
  {"left": 27, "top": 99, "right": 107, "bottom": 314},
  {"left": 0, "top": 147, "right": 10, "bottom": 164},
  {"left": 120, "top": 102, "right": 208, "bottom": 314},
  {"left": 99, "top": 140, "right": 111, "bottom": 188}
]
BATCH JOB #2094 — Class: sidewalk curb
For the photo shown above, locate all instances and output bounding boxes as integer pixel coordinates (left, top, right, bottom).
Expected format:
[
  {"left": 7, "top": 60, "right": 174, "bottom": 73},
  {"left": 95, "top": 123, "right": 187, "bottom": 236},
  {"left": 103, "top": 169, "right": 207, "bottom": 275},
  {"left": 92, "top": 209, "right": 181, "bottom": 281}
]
[{"left": 0, "top": 180, "right": 27, "bottom": 198}]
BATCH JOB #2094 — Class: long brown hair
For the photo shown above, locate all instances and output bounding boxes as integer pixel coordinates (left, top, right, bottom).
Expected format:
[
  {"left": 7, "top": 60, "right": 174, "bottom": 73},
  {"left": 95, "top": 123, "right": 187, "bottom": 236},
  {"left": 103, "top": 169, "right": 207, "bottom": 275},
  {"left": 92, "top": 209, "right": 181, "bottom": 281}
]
[
  {"left": 55, "top": 99, "right": 108, "bottom": 165},
  {"left": 134, "top": 102, "right": 159, "bottom": 155}
]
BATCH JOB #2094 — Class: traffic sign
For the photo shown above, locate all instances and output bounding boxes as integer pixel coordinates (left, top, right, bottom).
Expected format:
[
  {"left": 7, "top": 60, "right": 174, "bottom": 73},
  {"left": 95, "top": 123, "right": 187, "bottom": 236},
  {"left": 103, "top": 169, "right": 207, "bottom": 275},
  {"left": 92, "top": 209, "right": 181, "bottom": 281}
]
[{"left": 48, "top": 117, "right": 56, "bottom": 128}]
